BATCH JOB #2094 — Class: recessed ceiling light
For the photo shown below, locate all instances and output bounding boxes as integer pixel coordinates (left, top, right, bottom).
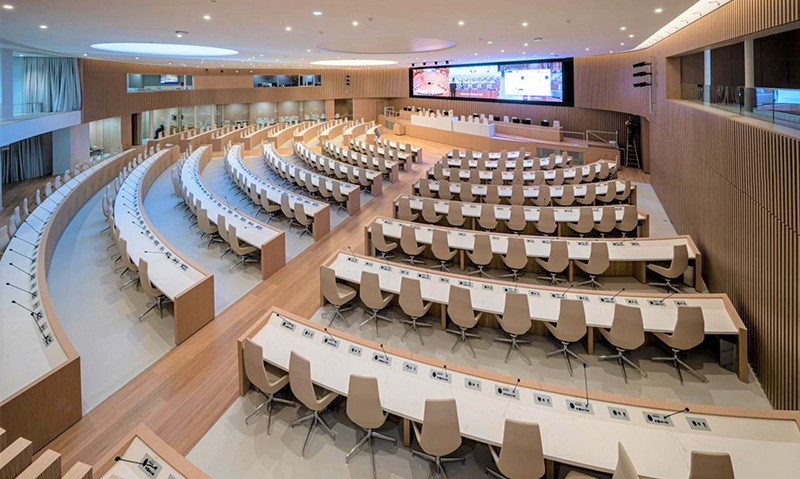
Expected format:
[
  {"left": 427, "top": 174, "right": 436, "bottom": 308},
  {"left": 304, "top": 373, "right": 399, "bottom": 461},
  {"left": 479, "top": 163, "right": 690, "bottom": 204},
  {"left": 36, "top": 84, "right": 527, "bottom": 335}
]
[
  {"left": 620, "top": 26, "right": 626, "bottom": 30},
  {"left": 522, "top": 22, "right": 528, "bottom": 27},
  {"left": 352, "top": 21, "right": 358, "bottom": 26},
  {"left": 522, "top": 52, "right": 526, "bottom": 55},
  {"left": 92, "top": 43, "right": 237, "bottom": 57},
  {"left": 620, "top": 43, "right": 625, "bottom": 45},
  {"left": 312, "top": 11, "right": 323, "bottom": 16},
  {"left": 203, "top": 15, "right": 211, "bottom": 20},
  {"left": 135, "top": 56, "right": 139, "bottom": 59},
  {"left": 655, "top": 8, "right": 663, "bottom": 13},
  {"left": 629, "top": 34, "right": 634, "bottom": 38},
  {"left": 285, "top": 26, "right": 292, "bottom": 31},
  {"left": 487, "top": 41, "right": 493, "bottom": 44},
  {"left": 39, "top": 25, "right": 48, "bottom": 29},
  {"left": 524, "top": 43, "right": 528, "bottom": 47},
  {"left": 311, "top": 59, "right": 397, "bottom": 66},
  {"left": 500, "top": 49, "right": 505, "bottom": 53},
  {"left": 474, "top": 53, "right": 478, "bottom": 56},
  {"left": 2, "top": 4, "right": 13, "bottom": 9},
  {"left": 307, "top": 49, "right": 311, "bottom": 52},
  {"left": 585, "top": 48, "right": 589, "bottom": 51},
  {"left": 83, "top": 53, "right": 88, "bottom": 56},
  {"left": 458, "top": 20, "right": 464, "bottom": 26}
]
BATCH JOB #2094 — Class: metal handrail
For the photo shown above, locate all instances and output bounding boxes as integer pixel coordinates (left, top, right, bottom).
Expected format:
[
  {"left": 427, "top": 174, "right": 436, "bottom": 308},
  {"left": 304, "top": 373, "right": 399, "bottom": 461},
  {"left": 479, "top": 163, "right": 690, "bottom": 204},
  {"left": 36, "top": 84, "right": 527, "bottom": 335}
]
[
  {"left": 587, "top": 130, "right": 619, "bottom": 145},
  {"left": 561, "top": 130, "right": 587, "bottom": 140}
]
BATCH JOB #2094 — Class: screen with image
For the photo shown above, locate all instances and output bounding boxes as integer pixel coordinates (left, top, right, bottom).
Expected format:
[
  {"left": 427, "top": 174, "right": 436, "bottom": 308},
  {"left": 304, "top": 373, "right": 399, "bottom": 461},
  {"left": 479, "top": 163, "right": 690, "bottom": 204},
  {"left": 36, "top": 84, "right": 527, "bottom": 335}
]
[
  {"left": 410, "top": 59, "right": 572, "bottom": 105},
  {"left": 160, "top": 74, "right": 179, "bottom": 84}
]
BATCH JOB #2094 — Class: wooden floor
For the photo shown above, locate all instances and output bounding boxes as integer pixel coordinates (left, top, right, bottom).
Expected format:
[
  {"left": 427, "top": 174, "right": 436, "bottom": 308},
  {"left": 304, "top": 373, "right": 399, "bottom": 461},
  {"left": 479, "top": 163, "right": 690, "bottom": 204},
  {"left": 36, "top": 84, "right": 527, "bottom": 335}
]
[{"left": 40, "top": 134, "right": 649, "bottom": 469}]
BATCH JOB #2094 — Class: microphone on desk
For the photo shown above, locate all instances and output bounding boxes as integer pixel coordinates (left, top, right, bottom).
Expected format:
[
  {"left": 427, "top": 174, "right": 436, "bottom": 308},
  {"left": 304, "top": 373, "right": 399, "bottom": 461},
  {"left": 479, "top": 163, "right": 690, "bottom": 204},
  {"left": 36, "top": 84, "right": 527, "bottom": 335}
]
[
  {"left": 8, "top": 249, "right": 36, "bottom": 262},
  {"left": 23, "top": 222, "right": 44, "bottom": 237},
  {"left": 11, "top": 300, "right": 42, "bottom": 320},
  {"left": 561, "top": 284, "right": 574, "bottom": 298},
  {"left": 380, "top": 343, "right": 389, "bottom": 359},
  {"left": 144, "top": 251, "right": 169, "bottom": 255},
  {"left": 583, "top": 363, "right": 590, "bottom": 405},
  {"left": 10, "top": 263, "right": 35, "bottom": 279},
  {"left": 658, "top": 291, "right": 678, "bottom": 305},
  {"left": 114, "top": 457, "right": 152, "bottom": 468},
  {"left": 512, "top": 378, "right": 520, "bottom": 394},
  {"left": 14, "top": 236, "right": 39, "bottom": 248},
  {"left": 38, "top": 205, "right": 53, "bottom": 214},
  {"left": 663, "top": 407, "right": 690, "bottom": 419},
  {"left": 132, "top": 221, "right": 146, "bottom": 231},
  {"left": 611, "top": 288, "right": 626, "bottom": 301},
  {"left": 323, "top": 327, "right": 336, "bottom": 343},
  {"left": 347, "top": 246, "right": 357, "bottom": 259},
  {"left": 6, "top": 283, "right": 37, "bottom": 297},
  {"left": 29, "top": 212, "right": 47, "bottom": 224}
]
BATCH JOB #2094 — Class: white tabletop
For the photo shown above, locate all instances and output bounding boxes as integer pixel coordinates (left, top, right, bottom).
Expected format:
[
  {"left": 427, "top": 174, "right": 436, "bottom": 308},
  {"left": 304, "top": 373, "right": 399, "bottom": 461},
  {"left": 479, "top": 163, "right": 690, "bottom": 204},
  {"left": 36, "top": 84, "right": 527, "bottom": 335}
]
[
  {"left": 350, "top": 140, "right": 414, "bottom": 161},
  {"left": 418, "top": 179, "right": 628, "bottom": 200},
  {"left": 115, "top": 150, "right": 206, "bottom": 300},
  {"left": 289, "top": 144, "right": 362, "bottom": 195},
  {"left": 295, "top": 143, "right": 382, "bottom": 181},
  {"left": 372, "top": 217, "right": 694, "bottom": 262},
  {"left": 0, "top": 153, "right": 130, "bottom": 403},
  {"left": 441, "top": 156, "right": 567, "bottom": 169},
  {"left": 327, "top": 252, "right": 737, "bottom": 334},
  {"left": 252, "top": 311, "right": 799, "bottom": 479},
  {"left": 434, "top": 161, "right": 617, "bottom": 182},
  {"left": 446, "top": 150, "right": 528, "bottom": 159},
  {"left": 99, "top": 436, "right": 188, "bottom": 479},
  {"left": 181, "top": 146, "right": 279, "bottom": 249},
  {"left": 237, "top": 144, "right": 326, "bottom": 216},
  {"left": 322, "top": 141, "right": 399, "bottom": 171},
  {"left": 399, "top": 196, "right": 646, "bottom": 223}
]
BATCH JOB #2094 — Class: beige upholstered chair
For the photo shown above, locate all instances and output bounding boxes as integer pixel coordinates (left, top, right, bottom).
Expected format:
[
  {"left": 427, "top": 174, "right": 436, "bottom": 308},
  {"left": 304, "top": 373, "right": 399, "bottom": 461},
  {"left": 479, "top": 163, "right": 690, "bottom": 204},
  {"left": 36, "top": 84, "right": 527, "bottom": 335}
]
[
  {"left": 599, "top": 304, "right": 647, "bottom": 383},
  {"left": 469, "top": 168, "right": 481, "bottom": 184},
  {"left": 533, "top": 185, "right": 551, "bottom": 207},
  {"left": 576, "top": 183, "right": 596, "bottom": 206},
  {"left": 615, "top": 205, "right": 639, "bottom": 236},
  {"left": 227, "top": 223, "right": 259, "bottom": 272},
  {"left": 652, "top": 306, "right": 707, "bottom": 384},
  {"left": 399, "top": 277, "right": 432, "bottom": 344},
  {"left": 433, "top": 163, "right": 446, "bottom": 181},
  {"left": 575, "top": 242, "right": 609, "bottom": 290},
  {"left": 400, "top": 224, "right": 426, "bottom": 265},
  {"left": 467, "top": 233, "right": 494, "bottom": 278},
  {"left": 459, "top": 181, "right": 476, "bottom": 203},
  {"left": 536, "top": 240, "right": 569, "bottom": 285},
  {"left": 431, "top": 229, "right": 457, "bottom": 271},
  {"left": 397, "top": 196, "right": 419, "bottom": 222},
  {"left": 0, "top": 225, "right": 9, "bottom": 257},
  {"left": 371, "top": 222, "right": 397, "bottom": 260},
  {"left": 505, "top": 205, "right": 527, "bottom": 235},
  {"left": 597, "top": 179, "right": 617, "bottom": 204},
  {"left": 534, "top": 207, "right": 557, "bottom": 235},
  {"left": 597, "top": 161, "right": 611, "bottom": 180},
  {"left": 478, "top": 204, "right": 498, "bottom": 231},
  {"left": 501, "top": 237, "right": 528, "bottom": 281},
  {"left": 261, "top": 196, "right": 282, "bottom": 223},
  {"left": 289, "top": 352, "right": 339, "bottom": 458},
  {"left": 493, "top": 293, "right": 532, "bottom": 364},
  {"left": 117, "top": 237, "right": 140, "bottom": 291},
  {"left": 568, "top": 207, "right": 594, "bottom": 237},
  {"left": 648, "top": 244, "right": 689, "bottom": 293},
  {"left": 545, "top": 299, "right": 588, "bottom": 376},
  {"left": 281, "top": 194, "right": 297, "bottom": 227},
  {"left": 511, "top": 170, "right": 524, "bottom": 186},
  {"left": 422, "top": 198, "right": 443, "bottom": 224},
  {"left": 486, "top": 419, "right": 545, "bottom": 479},
  {"left": 688, "top": 451, "right": 734, "bottom": 479},
  {"left": 583, "top": 165, "right": 597, "bottom": 183},
  {"left": 332, "top": 182, "right": 349, "bottom": 214},
  {"left": 492, "top": 169, "right": 505, "bottom": 186},
  {"left": 294, "top": 203, "right": 314, "bottom": 238},
  {"left": 548, "top": 168, "right": 564, "bottom": 186},
  {"left": 447, "top": 203, "right": 466, "bottom": 228},
  {"left": 485, "top": 184, "right": 501, "bottom": 205},
  {"left": 595, "top": 206, "right": 617, "bottom": 237},
  {"left": 419, "top": 178, "right": 435, "bottom": 198},
  {"left": 217, "top": 214, "right": 233, "bottom": 259},
  {"left": 446, "top": 285, "right": 481, "bottom": 358},
  {"left": 411, "top": 399, "right": 465, "bottom": 477},
  {"left": 565, "top": 443, "right": 639, "bottom": 479},
  {"left": 616, "top": 180, "right": 633, "bottom": 203},
  {"left": 439, "top": 179, "right": 454, "bottom": 200},
  {"left": 359, "top": 271, "right": 394, "bottom": 333},
  {"left": 554, "top": 185, "right": 575, "bottom": 206},
  {"left": 321, "top": 265, "right": 357, "bottom": 326},
  {"left": 509, "top": 185, "right": 525, "bottom": 206},
  {"left": 243, "top": 338, "right": 293, "bottom": 432},
  {"left": 345, "top": 375, "right": 396, "bottom": 476},
  {"left": 196, "top": 208, "right": 222, "bottom": 249},
  {"left": 530, "top": 172, "right": 545, "bottom": 186},
  {"left": 138, "top": 258, "right": 172, "bottom": 320}
]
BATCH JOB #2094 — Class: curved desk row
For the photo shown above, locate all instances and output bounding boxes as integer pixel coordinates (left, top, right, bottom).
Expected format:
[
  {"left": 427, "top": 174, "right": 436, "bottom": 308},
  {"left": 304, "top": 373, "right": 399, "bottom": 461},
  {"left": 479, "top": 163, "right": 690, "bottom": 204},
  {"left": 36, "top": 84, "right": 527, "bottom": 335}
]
[
  {"left": 445, "top": 148, "right": 531, "bottom": 160},
  {"left": 352, "top": 137, "right": 422, "bottom": 162},
  {"left": 212, "top": 124, "right": 260, "bottom": 152},
  {"left": 179, "top": 126, "right": 230, "bottom": 153},
  {"left": 349, "top": 138, "right": 417, "bottom": 171},
  {"left": 269, "top": 121, "right": 312, "bottom": 148},
  {"left": 148, "top": 128, "right": 196, "bottom": 150},
  {"left": 322, "top": 141, "right": 403, "bottom": 179},
  {"left": 365, "top": 216, "right": 701, "bottom": 287},
  {"left": 431, "top": 160, "right": 617, "bottom": 185},
  {"left": 293, "top": 119, "right": 341, "bottom": 144},
  {"left": 265, "top": 143, "right": 361, "bottom": 215},
  {"left": 439, "top": 154, "right": 570, "bottom": 170},
  {"left": 1, "top": 147, "right": 143, "bottom": 451},
  {"left": 240, "top": 307, "right": 791, "bottom": 479},
  {"left": 342, "top": 120, "right": 373, "bottom": 145},
  {"left": 295, "top": 143, "right": 385, "bottom": 196},
  {"left": 319, "top": 119, "right": 360, "bottom": 143},
  {"left": 180, "top": 145, "right": 285, "bottom": 279},
  {"left": 115, "top": 146, "right": 215, "bottom": 345},
  {"left": 364, "top": 124, "right": 383, "bottom": 144},
  {"left": 235, "top": 144, "right": 331, "bottom": 239},
  {"left": 394, "top": 195, "right": 650, "bottom": 238},
  {"left": 414, "top": 178, "right": 637, "bottom": 206},
  {"left": 242, "top": 122, "right": 285, "bottom": 150}
]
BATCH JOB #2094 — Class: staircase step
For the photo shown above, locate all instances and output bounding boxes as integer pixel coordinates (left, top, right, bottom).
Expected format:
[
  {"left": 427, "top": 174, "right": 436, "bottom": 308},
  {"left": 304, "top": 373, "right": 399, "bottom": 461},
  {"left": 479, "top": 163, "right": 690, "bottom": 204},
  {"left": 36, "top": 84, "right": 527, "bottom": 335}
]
[
  {"left": 60, "top": 462, "right": 92, "bottom": 479},
  {"left": 15, "top": 449, "right": 60, "bottom": 479},
  {"left": 0, "top": 437, "right": 33, "bottom": 479}
]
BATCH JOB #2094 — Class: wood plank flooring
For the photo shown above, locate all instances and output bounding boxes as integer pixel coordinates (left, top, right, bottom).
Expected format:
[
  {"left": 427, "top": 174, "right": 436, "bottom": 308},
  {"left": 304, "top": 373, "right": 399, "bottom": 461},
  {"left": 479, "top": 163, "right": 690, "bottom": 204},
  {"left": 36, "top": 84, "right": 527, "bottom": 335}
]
[{"left": 40, "top": 134, "right": 650, "bottom": 469}]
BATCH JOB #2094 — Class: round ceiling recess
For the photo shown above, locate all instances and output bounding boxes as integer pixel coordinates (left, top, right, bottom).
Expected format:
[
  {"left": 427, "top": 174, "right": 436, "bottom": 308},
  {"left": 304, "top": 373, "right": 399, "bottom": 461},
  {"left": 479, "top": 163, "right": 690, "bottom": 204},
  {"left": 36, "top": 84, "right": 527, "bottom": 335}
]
[
  {"left": 90, "top": 43, "right": 238, "bottom": 57},
  {"left": 317, "top": 36, "right": 456, "bottom": 55}
]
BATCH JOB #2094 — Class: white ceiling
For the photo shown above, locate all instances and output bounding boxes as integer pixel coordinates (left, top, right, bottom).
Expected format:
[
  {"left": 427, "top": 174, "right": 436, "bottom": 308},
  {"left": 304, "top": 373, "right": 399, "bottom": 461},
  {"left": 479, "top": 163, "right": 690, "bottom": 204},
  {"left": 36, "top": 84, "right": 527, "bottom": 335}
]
[{"left": 0, "top": 0, "right": 700, "bottom": 68}]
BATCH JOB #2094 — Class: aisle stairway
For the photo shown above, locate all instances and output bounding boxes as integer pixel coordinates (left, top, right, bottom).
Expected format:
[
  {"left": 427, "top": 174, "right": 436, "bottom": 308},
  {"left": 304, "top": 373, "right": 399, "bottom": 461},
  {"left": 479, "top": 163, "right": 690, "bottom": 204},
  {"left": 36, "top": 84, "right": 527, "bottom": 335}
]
[{"left": 0, "top": 428, "right": 92, "bottom": 479}]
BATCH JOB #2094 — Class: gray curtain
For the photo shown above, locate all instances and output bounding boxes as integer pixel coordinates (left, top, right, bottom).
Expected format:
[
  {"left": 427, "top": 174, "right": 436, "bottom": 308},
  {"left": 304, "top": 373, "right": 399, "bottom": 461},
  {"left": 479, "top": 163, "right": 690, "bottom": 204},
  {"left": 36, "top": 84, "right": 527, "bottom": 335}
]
[
  {"left": 1, "top": 136, "right": 46, "bottom": 184},
  {"left": 22, "top": 57, "right": 82, "bottom": 113}
]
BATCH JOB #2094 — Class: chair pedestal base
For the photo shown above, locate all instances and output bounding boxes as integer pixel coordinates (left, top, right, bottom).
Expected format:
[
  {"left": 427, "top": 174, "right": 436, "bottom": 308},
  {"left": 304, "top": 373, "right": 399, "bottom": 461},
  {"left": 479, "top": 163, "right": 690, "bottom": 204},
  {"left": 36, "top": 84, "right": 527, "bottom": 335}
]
[
  {"left": 493, "top": 334, "right": 531, "bottom": 365},
  {"left": 323, "top": 305, "right": 352, "bottom": 327},
  {"left": 599, "top": 348, "right": 647, "bottom": 383},
  {"left": 360, "top": 310, "right": 393, "bottom": 335},
  {"left": 538, "top": 272, "right": 567, "bottom": 286},
  {"left": 411, "top": 450, "right": 465, "bottom": 479},
  {"left": 466, "top": 265, "right": 493, "bottom": 279},
  {"left": 290, "top": 410, "right": 336, "bottom": 458},
  {"left": 446, "top": 327, "right": 480, "bottom": 358},
  {"left": 649, "top": 279, "right": 683, "bottom": 294},
  {"left": 577, "top": 274, "right": 606, "bottom": 290},
  {"left": 652, "top": 349, "right": 707, "bottom": 385},
  {"left": 401, "top": 317, "right": 432, "bottom": 344},
  {"left": 139, "top": 295, "right": 172, "bottom": 321},
  {"left": 245, "top": 391, "right": 295, "bottom": 436},
  {"left": 345, "top": 427, "right": 397, "bottom": 479},
  {"left": 546, "top": 340, "right": 587, "bottom": 376}
]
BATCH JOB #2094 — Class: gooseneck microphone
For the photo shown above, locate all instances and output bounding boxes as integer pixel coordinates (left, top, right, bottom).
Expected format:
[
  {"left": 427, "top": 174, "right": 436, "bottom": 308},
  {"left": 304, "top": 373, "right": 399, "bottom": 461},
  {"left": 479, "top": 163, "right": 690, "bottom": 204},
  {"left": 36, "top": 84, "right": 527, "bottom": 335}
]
[
  {"left": 659, "top": 291, "right": 678, "bottom": 304},
  {"left": 9, "top": 249, "right": 35, "bottom": 262},
  {"left": 6, "top": 283, "right": 37, "bottom": 297},
  {"left": 512, "top": 378, "right": 520, "bottom": 394},
  {"left": 583, "top": 363, "right": 590, "bottom": 405},
  {"left": 14, "top": 236, "right": 39, "bottom": 248},
  {"left": 664, "top": 407, "right": 690, "bottom": 419},
  {"left": 10, "top": 263, "right": 35, "bottom": 279},
  {"left": 611, "top": 288, "right": 626, "bottom": 300},
  {"left": 114, "top": 457, "right": 152, "bottom": 467}
]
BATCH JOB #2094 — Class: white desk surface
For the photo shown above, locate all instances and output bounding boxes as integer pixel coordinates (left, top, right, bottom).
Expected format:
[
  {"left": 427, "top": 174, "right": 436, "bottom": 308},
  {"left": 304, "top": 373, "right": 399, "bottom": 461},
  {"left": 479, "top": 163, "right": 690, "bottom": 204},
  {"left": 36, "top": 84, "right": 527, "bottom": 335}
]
[
  {"left": 100, "top": 437, "right": 188, "bottom": 479},
  {"left": 253, "top": 311, "right": 798, "bottom": 479},
  {"left": 353, "top": 138, "right": 420, "bottom": 154},
  {"left": 322, "top": 141, "right": 400, "bottom": 171},
  {"left": 350, "top": 140, "right": 415, "bottom": 161},
  {"left": 446, "top": 150, "right": 529, "bottom": 159},
  {"left": 239, "top": 145, "right": 326, "bottom": 216},
  {"left": 441, "top": 156, "right": 568, "bottom": 169},
  {"left": 291, "top": 144, "right": 369, "bottom": 191},
  {"left": 327, "top": 252, "right": 736, "bottom": 334},
  {"left": 181, "top": 146, "right": 279, "bottom": 249},
  {"left": 301, "top": 144, "right": 384, "bottom": 181},
  {"left": 411, "top": 114, "right": 453, "bottom": 131},
  {"left": 399, "top": 196, "right": 646, "bottom": 223},
  {"left": 115, "top": 150, "right": 206, "bottom": 300},
  {"left": 0, "top": 154, "right": 129, "bottom": 403},
  {"left": 371, "top": 217, "right": 695, "bottom": 262},
  {"left": 452, "top": 118, "right": 495, "bottom": 137},
  {"left": 417, "top": 179, "right": 628, "bottom": 200},
  {"left": 434, "top": 161, "right": 617, "bottom": 182}
]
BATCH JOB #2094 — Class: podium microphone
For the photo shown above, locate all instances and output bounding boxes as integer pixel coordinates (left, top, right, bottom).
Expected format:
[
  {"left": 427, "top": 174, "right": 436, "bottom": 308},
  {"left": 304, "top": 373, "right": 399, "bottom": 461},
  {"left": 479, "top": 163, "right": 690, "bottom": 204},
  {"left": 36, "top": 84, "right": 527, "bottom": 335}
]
[
  {"left": 380, "top": 343, "right": 389, "bottom": 359},
  {"left": 8, "top": 249, "right": 36, "bottom": 262},
  {"left": 6, "top": 283, "right": 37, "bottom": 297},
  {"left": 323, "top": 327, "right": 336, "bottom": 343},
  {"left": 10, "top": 263, "right": 35, "bottom": 279},
  {"left": 664, "top": 407, "right": 690, "bottom": 419},
  {"left": 583, "top": 363, "right": 590, "bottom": 405},
  {"left": 560, "top": 284, "right": 573, "bottom": 298}
]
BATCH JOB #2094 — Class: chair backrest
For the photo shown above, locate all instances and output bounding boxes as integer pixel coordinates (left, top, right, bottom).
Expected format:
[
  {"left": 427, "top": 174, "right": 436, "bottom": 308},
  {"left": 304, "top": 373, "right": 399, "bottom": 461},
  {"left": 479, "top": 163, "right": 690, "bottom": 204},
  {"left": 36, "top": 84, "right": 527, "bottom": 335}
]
[
  {"left": 470, "top": 169, "right": 481, "bottom": 184},
  {"left": 555, "top": 299, "right": 587, "bottom": 342},
  {"left": 447, "top": 202, "right": 465, "bottom": 226},
  {"left": 663, "top": 244, "right": 689, "bottom": 278},
  {"left": 372, "top": 222, "right": 395, "bottom": 252},
  {"left": 584, "top": 242, "right": 610, "bottom": 274},
  {"left": 419, "top": 398, "right": 462, "bottom": 458},
  {"left": 492, "top": 169, "right": 504, "bottom": 185},
  {"left": 504, "top": 236, "right": 528, "bottom": 269},
  {"left": 347, "top": 375, "right": 386, "bottom": 430},
  {"left": 399, "top": 276, "right": 427, "bottom": 317},
  {"left": 609, "top": 304, "right": 645, "bottom": 350},
  {"left": 289, "top": 351, "right": 319, "bottom": 409},
  {"left": 432, "top": 228, "right": 452, "bottom": 260},
  {"left": 596, "top": 206, "right": 617, "bottom": 232},
  {"left": 581, "top": 183, "right": 596, "bottom": 204},
  {"left": 500, "top": 293, "right": 531, "bottom": 336},
  {"left": 459, "top": 182, "right": 475, "bottom": 202},
  {"left": 479, "top": 204, "right": 497, "bottom": 229},
  {"left": 558, "top": 185, "right": 575, "bottom": 205},
  {"left": 497, "top": 419, "right": 546, "bottom": 479},
  {"left": 669, "top": 306, "right": 705, "bottom": 351},
  {"left": 217, "top": 214, "right": 229, "bottom": 243},
  {"left": 617, "top": 205, "right": 638, "bottom": 233},
  {"left": 510, "top": 185, "right": 525, "bottom": 206},
  {"left": 688, "top": 451, "right": 734, "bottom": 479},
  {"left": 401, "top": 224, "right": 423, "bottom": 256},
  {"left": 541, "top": 240, "right": 569, "bottom": 273},
  {"left": 138, "top": 258, "right": 161, "bottom": 298},
  {"left": 534, "top": 185, "right": 551, "bottom": 206},
  {"left": 485, "top": 185, "right": 501, "bottom": 204},
  {"left": 398, "top": 197, "right": 417, "bottom": 221},
  {"left": 244, "top": 338, "right": 273, "bottom": 394},
  {"left": 360, "top": 271, "right": 388, "bottom": 309},
  {"left": 572, "top": 207, "right": 594, "bottom": 233},
  {"left": 0, "top": 225, "right": 9, "bottom": 254},
  {"left": 422, "top": 198, "right": 441, "bottom": 222},
  {"left": 611, "top": 443, "right": 640, "bottom": 479},
  {"left": 535, "top": 207, "right": 557, "bottom": 234},
  {"left": 448, "top": 285, "right": 479, "bottom": 329},
  {"left": 549, "top": 168, "right": 564, "bottom": 185},
  {"left": 439, "top": 179, "right": 453, "bottom": 200},
  {"left": 320, "top": 265, "right": 347, "bottom": 304},
  {"left": 281, "top": 194, "right": 295, "bottom": 219}
]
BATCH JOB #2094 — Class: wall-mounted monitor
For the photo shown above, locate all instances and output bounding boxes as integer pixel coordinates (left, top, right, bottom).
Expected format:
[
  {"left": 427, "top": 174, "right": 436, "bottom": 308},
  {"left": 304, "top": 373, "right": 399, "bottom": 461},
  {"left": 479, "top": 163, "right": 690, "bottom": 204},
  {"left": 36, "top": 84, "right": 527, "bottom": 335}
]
[
  {"left": 160, "top": 74, "right": 180, "bottom": 84},
  {"left": 410, "top": 59, "right": 574, "bottom": 106}
]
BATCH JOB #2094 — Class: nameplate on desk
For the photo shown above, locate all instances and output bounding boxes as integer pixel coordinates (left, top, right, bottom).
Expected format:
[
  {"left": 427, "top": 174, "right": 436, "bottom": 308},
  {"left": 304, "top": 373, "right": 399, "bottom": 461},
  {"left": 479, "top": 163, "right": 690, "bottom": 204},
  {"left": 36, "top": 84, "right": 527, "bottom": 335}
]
[
  {"left": 611, "top": 242, "right": 625, "bottom": 247},
  {"left": 280, "top": 319, "right": 297, "bottom": 331},
  {"left": 675, "top": 300, "right": 688, "bottom": 307},
  {"left": 458, "top": 232, "right": 467, "bottom": 237},
  {"left": 502, "top": 286, "right": 518, "bottom": 293},
  {"left": 630, "top": 242, "right": 640, "bottom": 246},
  {"left": 371, "top": 352, "right": 392, "bottom": 366},
  {"left": 380, "top": 265, "right": 392, "bottom": 272},
  {"left": 577, "top": 241, "right": 590, "bottom": 246},
  {"left": 647, "top": 300, "right": 666, "bottom": 307},
  {"left": 643, "top": 412, "right": 674, "bottom": 427},
  {"left": 528, "top": 290, "right": 541, "bottom": 297},
  {"left": 577, "top": 295, "right": 590, "bottom": 302},
  {"left": 495, "top": 385, "right": 520, "bottom": 400},
  {"left": 608, "top": 406, "right": 630, "bottom": 421},
  {"left": 138, "top": 454, "right": 162, "bottom": 478},
  {"left": 429, "top": 369, "right": 452, "bottom": 383},
  {"left": 458, "top": 280, "right": 473, "bottom": 288},
  {"left": 364, "top": 261, "right": 374, "bottom": 268},
  {"left": 566, "top": 400, "right": 593, "bottom": 415},
  {"left": 687, "top": 417, "right": 711, "bottom": 431},
  {"left": 417, "top": 273, "right": 431, "bottom": 280},
  {"left": 550, "top": 292, "right": 566, "bottom": 299},
  {"left": 322, "top": 336, "right": 339, "bottom": 348},
  {"left": 439, "top": 277, "right": 450, "bottom": 284},
  {"left": 599, "top": 297, "right": 616, "bottom": 304},
  {"left": 399, "top": 269, "right": 410, "bottom": 276},
  {"left": 482, "top": 284, "right": 494, "bottom": 291},
  {"left": 534, "top": 393, "right": 553, "bottom": 407},
  {"left": 403, "top": 362, "right": 418, "bottom": 374}
]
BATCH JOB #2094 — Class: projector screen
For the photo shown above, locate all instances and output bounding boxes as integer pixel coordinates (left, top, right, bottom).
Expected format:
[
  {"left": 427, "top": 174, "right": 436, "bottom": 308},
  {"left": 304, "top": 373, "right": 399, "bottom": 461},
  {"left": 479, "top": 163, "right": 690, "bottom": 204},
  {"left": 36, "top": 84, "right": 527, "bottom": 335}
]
[{"left": 409, "top": 59, "right": 573, "bottom": 105}]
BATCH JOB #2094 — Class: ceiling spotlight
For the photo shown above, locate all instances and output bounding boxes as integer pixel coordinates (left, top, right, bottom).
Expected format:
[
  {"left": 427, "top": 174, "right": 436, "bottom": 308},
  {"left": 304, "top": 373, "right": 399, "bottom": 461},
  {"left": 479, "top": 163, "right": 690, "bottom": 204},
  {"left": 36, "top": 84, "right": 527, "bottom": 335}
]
[
  {"left": 620, "top": 26, "right": 626, "bottom": 30},
  {"left": 83, "top": 53, "right": 88, "bottom": 56},
  {"left": 203, "top": 15, "right": 211, "bottom": 20},
  {"left": 352, "top": 20, "right": 358, "bottom": 26},
  {"left": 620, "top": 43, "right": 625, "bottom": 45},
  {"left": 3, "top": 5, "right": 14, "bottom": 9},
  {"left": 524, "top": 43, "right": 528, "bottom": 47},
  {"left": 487, "top": 41, "right": 493, "bottom": 44},
  {"left": 285, "top": 26, "right": 292, "bottom": 31},
  {"left": 307, "top": 49, "right": 311, "bottom": 52},
  {"left": 39, "top": 24, "right": 48, "bottom": 29},
  {"left": 135, "top": 56, "right": 139, "bottom": 59},
  {"left": 458, "top": 20, "right": 464, "bottom": 26},
  {"left": 585, "top": 48, "right": 589, "bottom": 51},
  {"left": 655, "top": 8, "right": 663, "bottom": 13},
  {"left": 522, "top": 22, "right": 528, "bottom": 27},
  {"left": 175, "top": 30, "right": 188, "bottom": 37},
  {"left": 474, "top": 53, "right": 478, "bottom": 56},
  {"left": 312, "top": 11, "right": 322, "bottom": 15},
  {"left": 533, "top": 37, "right": 542, "bottom": 42},
  {"left": 629, "top": 34, "right": 634, "bottom": 38},
  {"left": 500, "top": 49, "right": 504, "bottom": 53}
]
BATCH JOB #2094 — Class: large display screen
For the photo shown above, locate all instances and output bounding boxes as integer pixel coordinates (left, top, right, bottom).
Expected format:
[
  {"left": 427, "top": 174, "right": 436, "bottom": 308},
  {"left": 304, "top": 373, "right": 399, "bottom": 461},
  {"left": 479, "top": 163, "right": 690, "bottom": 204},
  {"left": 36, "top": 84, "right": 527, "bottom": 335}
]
[
  {"left": 410, "top": 59, "right": 573, "bottom": 105},
  {"left": 160, "top": 74, "right": 179, "bottom": 84}
]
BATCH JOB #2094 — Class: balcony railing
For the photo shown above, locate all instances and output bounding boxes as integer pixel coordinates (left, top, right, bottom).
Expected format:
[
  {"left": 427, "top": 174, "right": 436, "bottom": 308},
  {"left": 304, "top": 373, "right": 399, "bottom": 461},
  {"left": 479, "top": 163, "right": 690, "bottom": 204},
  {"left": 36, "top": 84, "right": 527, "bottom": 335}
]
[{"left": 681, "top": 84, "right": 800, "bottom": 131}]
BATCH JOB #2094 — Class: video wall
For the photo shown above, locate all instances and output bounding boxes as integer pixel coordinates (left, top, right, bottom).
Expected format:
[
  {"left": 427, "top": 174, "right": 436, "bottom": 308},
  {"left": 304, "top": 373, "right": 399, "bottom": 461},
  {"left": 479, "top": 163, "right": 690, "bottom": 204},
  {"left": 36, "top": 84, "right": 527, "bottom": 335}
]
[{"left": 410, "top": 59, "right": 573, "bottom": 105}]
